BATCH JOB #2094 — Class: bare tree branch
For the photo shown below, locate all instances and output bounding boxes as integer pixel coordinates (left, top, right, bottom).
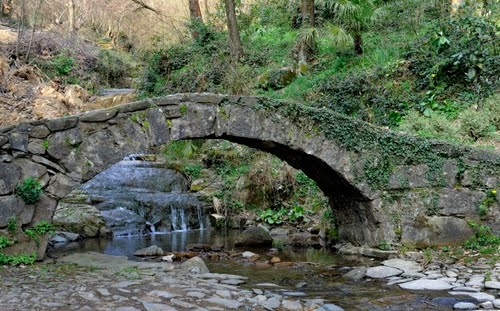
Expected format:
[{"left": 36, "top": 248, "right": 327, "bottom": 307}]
[{"left": 130, "top": 0, "right": 161, "bottom": 15}]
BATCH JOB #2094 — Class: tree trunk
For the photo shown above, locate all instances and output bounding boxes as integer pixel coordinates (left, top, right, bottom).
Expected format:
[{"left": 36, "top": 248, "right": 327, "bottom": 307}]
[
  {"left": 354, "top": 32, "right": 363, "bottom": 55},
  {"left": 189, "top": 0, "right": 203, "bottom": 39},
  {"left": 301, "top": 0, "right": 314, "bottom": 27},
  {"left": 223, "top": 0, "right": 243, "bottom": 62},
  {"left": 203, "top": 0, "right": 210, "bottom": 21},
  {"left": 68, "top": 0, "right": 76, "bottom": 32}
]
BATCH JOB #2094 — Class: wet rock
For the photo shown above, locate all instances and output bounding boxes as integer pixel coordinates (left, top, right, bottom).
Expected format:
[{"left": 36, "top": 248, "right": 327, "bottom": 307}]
[
  {"left": 342, "top": 267, "right": 367, "bottom": 281},
  {"left": 399, "top": 279, "right": 454, "bottom": 290},
  {"left": 449, "top": 291, "right": 495, "bottom": 302},
  {"left": 180, "top": 256, "right": 209, "bottom": 274},
  {"left": 382, "top": 259, "right": 422, "bottom": 273},
  {"left": 142, "top": 302, "right": 176, "bottom": 311},
  {"left": 205, "top": 297, "right": 242, "bottom": 309},
  {"left": 242, "top": 251, "right": 257, "bottom": 259},
  {"left": 162, "top": 254, "right": 176, "bottom": 262},
  {"left": 317, "top": 304, "right": 345, "bottom": 311},
  {"left": 260, "top": 296, "right": 281, "bottom": 309},
  {"left": 235, "top": 226, "right": 273, "bottom": 247},
  {"left": 53, "top": 202, "right": 107, "bottom": 237},
  {"left": 366, "top": 266, "right": 402, "bottom": 279},
  {"left": 282, "top": 299, "right": 302, "bottom": 310},
  {"left": 484, "top": 281, "right": 500, "bottom": 289},
  {"left": 453, "top": 302, "right": 477, "bottom": 310},
  {"left": 133, "top": 245, "right": 164, "bottom": 257}
]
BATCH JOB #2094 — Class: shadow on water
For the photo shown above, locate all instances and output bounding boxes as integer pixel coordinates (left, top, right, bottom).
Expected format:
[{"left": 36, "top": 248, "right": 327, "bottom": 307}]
[{"left": 51, "top": 229, "right": 456, "bottom": 311}]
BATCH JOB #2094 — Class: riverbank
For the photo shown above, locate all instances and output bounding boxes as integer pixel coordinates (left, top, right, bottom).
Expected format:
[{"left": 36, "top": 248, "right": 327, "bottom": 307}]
[{"left": 1, "top": 249, "right": 499, "bottom": 311}]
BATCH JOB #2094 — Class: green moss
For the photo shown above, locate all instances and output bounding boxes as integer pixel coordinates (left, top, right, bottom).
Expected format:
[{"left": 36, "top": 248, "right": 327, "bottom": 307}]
[
  {"left": 249, "top": 99, "right": 500, "bottom": 190},
  {"left": 180, "top": 104, "right": 188, "bottom": 115}
]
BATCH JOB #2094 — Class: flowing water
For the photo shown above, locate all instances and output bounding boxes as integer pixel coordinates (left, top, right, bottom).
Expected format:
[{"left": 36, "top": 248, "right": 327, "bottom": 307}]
[
  {"left": 52, "top": 229, "right": 456, "bottom": 311},
  {"left": 54, "top": 158, "right": 459, "bottom": 310}
]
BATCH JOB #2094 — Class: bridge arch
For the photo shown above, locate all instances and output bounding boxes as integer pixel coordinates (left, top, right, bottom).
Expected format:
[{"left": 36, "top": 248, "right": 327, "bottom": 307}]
[{"left": 0, "top": 93, "right": 498, "bottom": 257}]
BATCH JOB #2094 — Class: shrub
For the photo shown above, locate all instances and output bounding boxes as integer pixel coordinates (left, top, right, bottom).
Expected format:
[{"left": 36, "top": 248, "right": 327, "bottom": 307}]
[
  {"left": 15, "top": 177, "right": 43, "bottom": 204},
  {"left": 406, "top": 3, "right": 499, "bottom": 96},
  {"left": 51, "top": 53, "right": 75, "bottom": 75},
  {"left": 398, "top": 110, "right": 460, "bottom": 141},
  {"left": 95, "top": 50, "right": 134, "bottom": 86},
  {"left": 458, "top": 109, "right": 495, "bottom": 141}
]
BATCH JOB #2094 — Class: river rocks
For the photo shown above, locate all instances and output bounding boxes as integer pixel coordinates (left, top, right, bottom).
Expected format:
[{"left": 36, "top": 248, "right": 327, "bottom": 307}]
[
  {"left": 133, "top": 245, "right": 164, "bottom": 257},
  {"left": 342, "top": 266, "right": 367, "bottom": 281},
  {"left": 453, "top": 302, "right": 477, "bottom": 310},
  {"left": 235, "top": 225, "right": 273, "bottom": 247},
  {"left": 180, "top": 256, "right": 210, "bottom": 274},
  {"left": 399, "top": 279, "right": 455, "bottom": 290},
  {"left": 382, "top": 258, "right": 422, "bottom": 273},
  {"left": 366, "top": 266, "right": 402, "bottom": 278},
  {"left": 52, "top": 202, "right": 107, "bottom": 237}
]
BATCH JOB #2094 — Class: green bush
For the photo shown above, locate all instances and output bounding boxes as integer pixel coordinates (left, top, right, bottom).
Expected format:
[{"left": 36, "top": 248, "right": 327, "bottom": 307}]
[
  {"left": 96, "top": 50, "right": 134, "bottom": 86},
  {"left": 483, "top": 94, "right": 500, "bottom": 129},
  {"left": 0, "top": 236, "right": 14, "bottom": 249},
  {"left": 406, "top": 3, "right": 499, "bottom": 96},
  {"left": 458, "top": 109, "right": 495, "bottom": 141},
  {"left": 463, "top": 222, "right": 500, "bottom": 252},
  {"left": 15, "top": 177, "right": 43, "bottom": 204},
  {"left": 398, "top": 110, "right": 460, "bottom": 141},
  {"left": 52, "top": 53, "right": 75, "bottom": 75}
]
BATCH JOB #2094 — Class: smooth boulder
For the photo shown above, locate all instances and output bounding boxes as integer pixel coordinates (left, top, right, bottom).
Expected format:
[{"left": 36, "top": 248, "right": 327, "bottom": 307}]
[{"left": 235, "top": 226, "right": 273, "bottom": 247}]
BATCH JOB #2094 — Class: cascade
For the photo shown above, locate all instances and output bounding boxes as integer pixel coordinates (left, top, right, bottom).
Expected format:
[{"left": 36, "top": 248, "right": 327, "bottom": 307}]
[{"left": 58, "top": 158, "right": 208, "bottom": 237}]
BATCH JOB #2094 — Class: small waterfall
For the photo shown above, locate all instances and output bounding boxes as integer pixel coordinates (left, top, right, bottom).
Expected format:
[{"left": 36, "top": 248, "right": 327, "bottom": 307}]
[
  {"left": 180, "top": 209, "right": 187, "bottom": 231},
  {"left": 171, "top": 208, "right": 178, "bottom": 231},
  {"left": 197, "top": 207, "right": 205, "bottom": 230}
]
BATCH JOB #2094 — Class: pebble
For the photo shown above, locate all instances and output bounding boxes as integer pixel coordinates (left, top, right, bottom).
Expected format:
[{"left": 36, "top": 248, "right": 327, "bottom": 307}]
[{"left": 453, "top": 302, "right": 477, "bottom": 310}]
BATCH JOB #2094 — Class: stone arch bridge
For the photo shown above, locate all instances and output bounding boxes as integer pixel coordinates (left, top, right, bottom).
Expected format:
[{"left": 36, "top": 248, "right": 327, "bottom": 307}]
[{"left": 1, "top": 93, "right": 499, "bottom": 256}]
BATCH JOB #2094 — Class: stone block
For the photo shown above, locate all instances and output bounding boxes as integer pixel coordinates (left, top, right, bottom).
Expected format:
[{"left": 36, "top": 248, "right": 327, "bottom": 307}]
[
  {"left": 29, "top": 125, "right": 51, "bottom": 138},
  {"left": 150, "top": 95, "right": 181, "bottom": 106},
  {"left": 388, "top": 164, "right": 429, "bottom": 189},
  {"left": 0, "top": 195, "right": 33, "bottom": 226},
  {"left": 31, "top": 155, "right": 65, "bottom": 173},
  {"left": 12, "top": 159, "right": 48, "bottom": 182},
  {"left": 47, "top": 128, "right": 82, "bottom": 160},
  {"left": 0, "top": 135, "right": 8, "bottom": 147},
  {"left": 118, "top": 100, "right": 151, "bottom": 113},
  {"left": 79, "top": 108, "right": 118, "bottom": 122},
  {"left": 9, "top": 132, "right": 28, "bottom": 153},
  {"left": 146, "top": 107, "right": 170, "bottom": 145},
  {"left": 28, "top": 194, "right": 57, "bottom": 225},
  {"left": 437, "top": 188, "right": 485, "bottom": 216},
  {"left": 45, "top": 173, "right": 79, "bottom": 199},
  {"left": 28, "top": 139, "right": 46, "bottom": 155},
  {"left": 401, "top": 216, "right": 473, "bottom": 248},
  {"left": 45, "top": 116, "right": 78, "bottom": 131},
  {"left": 0, "top": 163, "right": 22, "bottom": 195}
]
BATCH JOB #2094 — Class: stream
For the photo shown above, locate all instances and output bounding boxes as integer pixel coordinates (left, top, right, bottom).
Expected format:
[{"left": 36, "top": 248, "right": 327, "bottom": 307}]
[{"left": 49, "top": 229, "right": 456, "bottom": 311}]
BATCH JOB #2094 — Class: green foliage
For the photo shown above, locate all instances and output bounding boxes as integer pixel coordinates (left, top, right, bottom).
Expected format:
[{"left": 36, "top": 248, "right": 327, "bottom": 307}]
[
  {"left": 406, "top": 3, "right": 499, "bottom": 96},
  {"left": 0, "top": 236, "right": 14, "bottom": 249},
  {"left": 458, "top": 109, "right": 495, "bottom": 141},
  {"left": 184, "top": 164, "right": 202, "bottom": 179},
  {"left": 15, "top": 177, "right": 43, "bottom": 204},
  {"left": 477, "top": 189, "right": 497, "bottom": 218},
  {"left": 463, "top": 222, "right": 500, "bottom": 253},
  {"left": 377, "top": 240, "right": 391, "bottom": 251},
  {"left": 42, "top": 139, "right": 49, "bottom": 150},
  {"left": 24, "top": 221, "right": 55, "bottom": 243},
  {"left": 51, "top": 53, "right": 75, "bottom": 75},
  {"left": 399, "top": 111, "right": 460, "bottom": 141},
  {"left": 95, "top": 49, "right": 134, "bottom": 86},
  {"left": 258, "top": 208, "right": 286, "bottom": 225},
  {"left": 162, "top": 140, "right": 202, "bottom": 161},
  {"left": 0, "top": 253, "right": 37, "bottom": 265},
  {"left": 6, "top": 216, "right": 17, "bottom": 233}
]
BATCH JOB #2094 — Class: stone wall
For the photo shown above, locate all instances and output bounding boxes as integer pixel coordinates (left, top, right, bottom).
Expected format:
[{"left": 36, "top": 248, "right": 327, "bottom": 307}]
[{"left": 0, "top": 93, "right": 498, "bottom": 258}]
